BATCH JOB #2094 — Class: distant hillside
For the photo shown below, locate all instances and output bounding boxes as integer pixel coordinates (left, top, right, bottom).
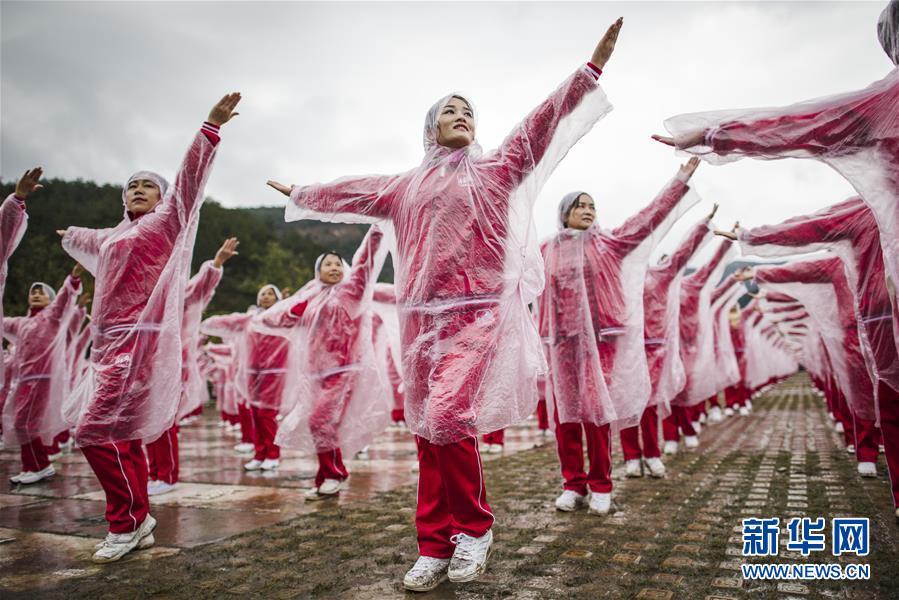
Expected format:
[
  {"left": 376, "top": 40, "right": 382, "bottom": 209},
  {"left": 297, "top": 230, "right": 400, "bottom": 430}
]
[{"left": 0, "top": 178, "right": 386, "bottom": 317}]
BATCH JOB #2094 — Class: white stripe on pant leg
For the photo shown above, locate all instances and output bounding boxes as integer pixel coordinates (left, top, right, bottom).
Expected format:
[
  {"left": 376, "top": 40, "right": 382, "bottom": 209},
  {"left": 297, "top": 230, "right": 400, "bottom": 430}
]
[
  {"left": 113, "top": 443, "right": 138, "bottom": 531},
  {"left": 472, "top": 437, "right": 495, "bottom": 525}
]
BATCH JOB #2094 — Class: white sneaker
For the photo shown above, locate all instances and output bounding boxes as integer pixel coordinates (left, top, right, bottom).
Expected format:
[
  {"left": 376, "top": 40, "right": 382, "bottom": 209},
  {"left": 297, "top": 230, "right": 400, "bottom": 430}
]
[
  {"left": 708, "top": 407, "right": 723, "bottom": 423},
  {"left": 554, "top": 489, "right": 587, "bottom": 512},
  {"left": 828, "top": 412, "right": 836, "bottom": 422},
  {"left": 244, "top": 459, "right": 263, "bottom": 471},
  {"left": 879, "top": 445, "right": 885, "bottom": 453},
  {"left": 645, "top": 457, "right": 666, "bottom": 478},
  {"left": 625, "top": 459, "right": 643, "bottom": 478},
  {"left": 94, "top": 531, "right": 156, "bottom": 550},
  {"left": 259, "top": 458, "right": 280, "bottom": 470},
  {"left": 724, "top": 407, "right": 735, "bottom": 417},
  {"left": 487, "top": 444, "right": 503, "bottom": 454},
  {"left": 847, "top": 445, "right": 855, "bottom": 454},
  {"left": 858, "top": 462, "right": 877, "bottom": 477},
  {"left": 588, "top": 492, "right": 612, "bottom": 515},
  {"left": 746, "top": 400, "right": 753, "bottom": 411},
  {"left": 684, "top": 435, "right": 699, "bottom": 450},
  {"left": 92, "top": 515, "right": 156, "bottom": 563},
  {"left": 396, "top": 420, "right": 407, "bottom": 430},
  {"left": 318, "top": 478, "right": 343, "bottom": 495},
  {"left": 835, "top": 422, "right": 845, "bottom": 433},
  {"left": 663, "top": 441, "right": 678, "bottom": 455},
  {"left": 447, "top": 530, "right": 493, "bottom": 582},
  {"left": 148, "top": 481, "right": 179, "bottom": 496},
  {"left": 739, "top": 407, "right": 750, "bottom": 417},
  {"left": 9, "top": 471, "right": 27, "bottom": 483},
  {"left": 233, "top": 442, "right": 254, "bottom": 454},
  {"left": 47, "top": 452, "right": 62, "bottom": 461},
  {"left": 355, "top": 446, "right": 370, "bottom": 460},
  {"left": 692, "top": 421, "right": 702, "bottom": 434},
  {"left": 698, "top": 413, "right": 707, "bottom": 424},
  {"left": 17, "top": 465, "right": 55, "bottom": 484},
  {"left": 403, "top": 556, "right": 450, "bottom": 592}
]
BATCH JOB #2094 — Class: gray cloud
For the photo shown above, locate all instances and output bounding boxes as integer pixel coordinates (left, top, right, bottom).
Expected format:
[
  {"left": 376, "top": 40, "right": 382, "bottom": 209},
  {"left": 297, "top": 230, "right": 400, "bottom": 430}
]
[{"left": 1, "top": 1, "right": 889, "bottom": 263}]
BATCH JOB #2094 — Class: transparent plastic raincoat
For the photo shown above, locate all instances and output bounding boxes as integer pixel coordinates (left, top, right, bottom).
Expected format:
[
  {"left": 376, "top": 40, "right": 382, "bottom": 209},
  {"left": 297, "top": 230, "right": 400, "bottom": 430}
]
[
  {"left": 663, "top": 1, "right": 899, "bottom": 358},
  {"left": 61, "top": 126, "right": 220, "bottom": 446},
  {"left": 178, "top": 260, "right": 222, "bottom": 420},
  {"left": 0, "top": 194, "right": 28, "bottom": 386},
  {"left": 270, "top": 226, "right": 390, "bottom": 456},
  {"left": 643, "top": 218, "right": 713, "bottom": 414},
  {"left": 674, "top": 239, "right": 738, "bottom": 406},
  {"left": 2, "top": 277, "right": 80, "bottom": 446},
  {"left": 738, "top": 198, "right": 897, "bottom": 403},
  {"left": 285, "top": 65, "right": 612, "bottom": 444},
  {"left": 756, "top": 257, "right": 875, "bottom": 420},
  {"left": 538, "top": 174, "right": 698, "bottom": 429}
]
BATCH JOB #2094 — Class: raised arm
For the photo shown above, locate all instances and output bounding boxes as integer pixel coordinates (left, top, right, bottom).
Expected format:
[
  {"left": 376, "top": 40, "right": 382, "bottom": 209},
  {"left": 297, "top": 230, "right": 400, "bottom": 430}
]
[
  {"left": 491, "top": 19, "right": 622, "bottom": 187},
  {"left": 342, "top": 225, "right": 386, "bottom": 301},
  {"left": 655, "top": 80, "right": 890, "bottom": 157},
  {"left": 61, "top": 226, "right": 114, "bottom": 276},
  {"left": 664, "top": 214, "right": 714, "bottom": 276},
  {"left": 185, "top": 261, "right": 224, "bottom": 310},
  {"left": 755, "top": 259, "right": 836, "bottom": 286},
  {"left": 157, "top": 94, "right": 240, "bottom": 230},
  {"left": 277, "top": 172, "right": 407, "bottom": 222},
  {"left": 611, "top": 159, "right": 698, "bottom": 249},
  {"left": 43, "top": 270, "right": 81, "bottom": 326},
  {"left": 738, "top": 199, "right": 861, "bottom": 255},
  {"left": 201, "top": 312, "right": 251, "bottom": 338},
  {"left": 686, "top": 237, "right": 734, "bottom": 286}
]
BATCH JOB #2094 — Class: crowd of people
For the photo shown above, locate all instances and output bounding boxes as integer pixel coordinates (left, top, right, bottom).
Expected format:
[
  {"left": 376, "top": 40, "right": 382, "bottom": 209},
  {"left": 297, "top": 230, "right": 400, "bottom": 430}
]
[{"left": 1, "top": 2, "right": 897, "bottom": 592}]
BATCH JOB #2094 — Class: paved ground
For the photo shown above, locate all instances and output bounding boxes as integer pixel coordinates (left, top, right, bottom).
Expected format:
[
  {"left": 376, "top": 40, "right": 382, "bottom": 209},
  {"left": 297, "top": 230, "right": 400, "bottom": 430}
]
[{"left": 1, "top": 373, "right": 897, "bottom": 598}]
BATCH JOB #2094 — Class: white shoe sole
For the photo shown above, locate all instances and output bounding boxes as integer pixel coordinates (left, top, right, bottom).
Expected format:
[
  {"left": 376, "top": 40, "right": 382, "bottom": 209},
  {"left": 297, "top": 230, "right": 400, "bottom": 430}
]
[
  {"left": 447, "top": 545, "right": 493, "bottom": 583},
  {"left": 403, "top": 572, "right": 448, "bottom": 592}
]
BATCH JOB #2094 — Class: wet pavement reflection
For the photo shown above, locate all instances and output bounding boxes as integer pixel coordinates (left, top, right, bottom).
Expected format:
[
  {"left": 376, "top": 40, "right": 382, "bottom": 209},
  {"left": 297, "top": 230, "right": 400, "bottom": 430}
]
[{"left": 0, "top": 411, "right": 551, "bottom": 592}]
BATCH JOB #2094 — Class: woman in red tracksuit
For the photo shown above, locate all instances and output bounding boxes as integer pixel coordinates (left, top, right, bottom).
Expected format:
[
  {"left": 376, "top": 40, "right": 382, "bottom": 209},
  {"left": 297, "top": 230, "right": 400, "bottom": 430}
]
[
  {"left": 59, "top": 93, "right": 240, "bottom": 563},
  {"left": 629, "top": 211, "right": 714, "bottom": 473},
  {"left": 271, "top": 226, "right": 386, "bottom": 497},
  {"left": 145, "top": 238, "right": 236, "bottom": 495},
  {"left": 539, "top": 161, "right": 699, "bottom": 514},
  {"left": 267, "top": 20, "right": 624, "bottom": 591},
  {"left": 202, "top": 284, "right": 290, "bottom": 472},
  {"left": 4, "top": 271, "right": 80, "bottom": 484}
]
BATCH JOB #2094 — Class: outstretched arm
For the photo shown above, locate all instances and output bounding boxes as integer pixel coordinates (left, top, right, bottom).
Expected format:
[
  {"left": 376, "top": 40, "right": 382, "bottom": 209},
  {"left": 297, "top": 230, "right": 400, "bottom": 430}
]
[
  {"left": 664, "top": 206, "right": 717, "bottom": 275},
  {"left": 1, "top": 168, "right": 40, "bottom": 262},
  {"left": 343, "top": 225, "right": 386, "bottom": 300},
  {"left": 611, "top": 158, "right": 698, "bottom": 248},
  {"left": 201, "top": 312, "right": 251, "bottom": 338},
  {"left": 492, "top": 19, "right": 622, "bottom": 187}
]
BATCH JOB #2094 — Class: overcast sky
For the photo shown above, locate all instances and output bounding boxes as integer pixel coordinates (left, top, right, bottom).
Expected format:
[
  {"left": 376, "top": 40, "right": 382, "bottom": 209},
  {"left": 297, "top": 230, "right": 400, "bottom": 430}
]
[{"left": 1, "top": 1, "right": 889, "bottom": 263}]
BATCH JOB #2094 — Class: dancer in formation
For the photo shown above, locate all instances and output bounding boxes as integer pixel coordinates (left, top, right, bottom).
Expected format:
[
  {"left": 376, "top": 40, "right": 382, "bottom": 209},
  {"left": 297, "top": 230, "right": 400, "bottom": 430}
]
[
  {"left": 539, "top": 159, "right": 701, "bottom": 514},
  {"left": 58, "top": 93, "right": 241, "bottom": 563},
  {"left": 268, "top": 226, "right": 388, "bottom": 498},
  {"left": 267, "top": 18, "right": 623, "bottom": 591},
  {"left": 4, "top": 267, "right": 81, "bottom": 484}
]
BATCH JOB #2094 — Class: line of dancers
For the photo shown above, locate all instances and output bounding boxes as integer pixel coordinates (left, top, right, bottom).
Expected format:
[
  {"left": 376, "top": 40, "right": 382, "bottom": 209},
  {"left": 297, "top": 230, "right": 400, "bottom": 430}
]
[{"left": 1, "top": 3, "right": 897, "bottom": 592}]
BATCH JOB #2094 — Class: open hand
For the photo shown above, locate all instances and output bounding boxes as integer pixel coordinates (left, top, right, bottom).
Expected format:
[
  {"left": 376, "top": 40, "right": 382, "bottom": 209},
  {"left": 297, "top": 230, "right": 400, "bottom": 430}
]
[
  {"left": 213, "top": 237, "right": 240, "bottom": 268},
  {"left": 679, "top": 157, "right": 700, "bottom": 181},
  {"left": 15, "top": 167, "right": 44, "bottom": 199},
  {"left": 208, "top": 93, "right": 242, "bottom": 127},
  {"left": 591, "top": 18, "right": 623, "bottom": 69},
  {"left": 651, "top": 130, "right": 706, "bottom": 149},
  {"left": 72, "top": 263, "right": 84, "bottom": 278},
  {"left": 706, "top": 202, "right": 719, "bottom": 221},
  {"left": 266, "top": 180, "right": 292, "bottom": 197}
]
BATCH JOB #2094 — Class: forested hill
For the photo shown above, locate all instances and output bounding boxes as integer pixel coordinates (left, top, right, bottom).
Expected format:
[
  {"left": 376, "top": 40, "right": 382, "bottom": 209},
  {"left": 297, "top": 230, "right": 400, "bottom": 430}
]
[{"left": 0, "top": 178, "right": 383, "bottom": 317}]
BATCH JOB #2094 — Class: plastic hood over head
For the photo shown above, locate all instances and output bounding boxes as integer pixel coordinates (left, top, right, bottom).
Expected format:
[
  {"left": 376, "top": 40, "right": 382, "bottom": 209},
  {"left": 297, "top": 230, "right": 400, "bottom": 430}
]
[
  {"left": 423, "top": 94, "right": 478, "bottom": 153},
  {"left": 558, "top": 191, "right": 588, "bottom": 229},
  {"left": 30, "top": 282, "right": 57, "bottom": 303},
  {"left": 123, "top": 171, "right": 170, "bottom": 207},
  {"left": 879, "top": 0, "right": 899, "bottom": 65},
  {"left": 256, "top": 284, "right": 283, "bottom": 306},
  {"left": 313, "top": 252, "right": 350, "bottom": 282}
]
